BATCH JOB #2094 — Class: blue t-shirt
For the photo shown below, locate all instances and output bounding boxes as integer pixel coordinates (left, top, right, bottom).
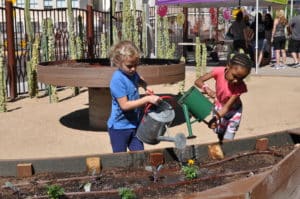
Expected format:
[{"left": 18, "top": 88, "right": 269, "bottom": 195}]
[{"left": 107, "top": 69, "right": 141, "bottom": 129}]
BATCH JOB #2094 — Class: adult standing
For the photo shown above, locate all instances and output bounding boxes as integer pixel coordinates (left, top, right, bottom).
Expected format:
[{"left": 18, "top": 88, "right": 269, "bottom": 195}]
[
  {"left": 264, "top": 13, "right": 274, "bottom": 64},
  {"left": 231, "top": 11, "right": 248, "bottom": 53},
  {"left": 271, "top": 10, "right": 288, "bottom": 69},
  {"left": 287, "top": 14, "right": 300, "bottom": 68},
  {"left": 250, "top": 12, "right": 265, "bottom": 67}
]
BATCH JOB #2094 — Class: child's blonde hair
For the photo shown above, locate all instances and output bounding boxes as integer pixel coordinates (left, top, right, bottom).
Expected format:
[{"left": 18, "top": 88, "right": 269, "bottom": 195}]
[{"left": 109, "top": 40, "right": 140, "bottom": 66}]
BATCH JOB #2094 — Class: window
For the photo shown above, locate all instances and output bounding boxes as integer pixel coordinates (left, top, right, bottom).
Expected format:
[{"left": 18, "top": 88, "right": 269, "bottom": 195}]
[
  {"left": 15, "top": 22, "right": 24, "bottom": 33},
  {"left": 30, "top": 0, "right": 38, "bottom": 8},
  {"left": 0, "top": 22, "right": 6, "bottom": 33},
  {"left": 72, "top": 0, "right": 78, "bottom": 8},
  {"left": 44, "top": 0, "right": 52, "bottom": 9},
  {"left": 15, "top": 0, "right": 37, "bottom": 8},
  {"left": 57, "top": 0, "right": 66, "bottom": 8},
  {"left": 16, "top": 0, "right": 25, "bottom": 7}
]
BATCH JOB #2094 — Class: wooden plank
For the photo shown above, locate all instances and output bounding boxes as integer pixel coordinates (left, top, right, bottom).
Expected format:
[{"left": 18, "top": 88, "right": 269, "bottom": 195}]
[{"left": 37, "top": 61, "right": 185, "bottom": 87}]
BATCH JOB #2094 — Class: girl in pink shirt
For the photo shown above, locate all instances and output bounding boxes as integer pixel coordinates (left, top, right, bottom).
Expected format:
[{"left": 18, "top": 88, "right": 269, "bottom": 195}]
[{"left": 195, "top": 53, "right": 253, "bottom": 142}]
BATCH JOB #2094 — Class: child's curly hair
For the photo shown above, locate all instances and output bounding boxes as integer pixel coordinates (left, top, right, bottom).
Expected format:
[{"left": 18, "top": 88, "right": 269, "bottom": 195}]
[{"left": 109, "top": 40, "right": 140, "bottom": 66}]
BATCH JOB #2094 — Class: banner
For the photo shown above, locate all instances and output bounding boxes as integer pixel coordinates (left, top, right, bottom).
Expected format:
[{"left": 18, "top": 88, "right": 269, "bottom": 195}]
[
  {"left": 156, "top": 0, "right": 226, "bottom": 5},
  {"left": 264, "top": 0, "right": 288, "bottom": 4}
]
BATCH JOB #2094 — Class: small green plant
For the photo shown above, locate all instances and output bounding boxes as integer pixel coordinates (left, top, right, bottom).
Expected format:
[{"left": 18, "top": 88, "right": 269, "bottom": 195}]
[
  {"left": 181, "top": 159, "right": 199, "bottom": 180},
  {"left": 46, "top": 184, "right": 65, "bottom": 199},
  {"left": 118, "top": 187, "right": 136, "bottom": 199}
]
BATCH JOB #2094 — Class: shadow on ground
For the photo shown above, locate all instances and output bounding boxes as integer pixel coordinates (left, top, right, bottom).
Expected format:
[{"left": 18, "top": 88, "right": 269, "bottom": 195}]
[
  {"left": 60, "top": 108, "right": 99, "bottom": 132},
  {"left": 59, "top": 93, "right": 189, "bottom": 132}
]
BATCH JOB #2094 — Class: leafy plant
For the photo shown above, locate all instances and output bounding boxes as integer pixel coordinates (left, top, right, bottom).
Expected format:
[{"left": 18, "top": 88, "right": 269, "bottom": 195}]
[
  {"left": 181, "top": 159, "right": 199, "bottom": 180},
  {"left": 118, "top": 187, "right": 136, "bottom": 199},
  {"left": 46, "top": 184, "right": 65, "bottom": 199}
]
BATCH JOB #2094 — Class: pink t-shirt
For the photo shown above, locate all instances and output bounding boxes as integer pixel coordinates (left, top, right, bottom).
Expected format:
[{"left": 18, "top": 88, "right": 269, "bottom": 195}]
[{"left": 212, "top": 67, "right": 247, "bottom": 107}]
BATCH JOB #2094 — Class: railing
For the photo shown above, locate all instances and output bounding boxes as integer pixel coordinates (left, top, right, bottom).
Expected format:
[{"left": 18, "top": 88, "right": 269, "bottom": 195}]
[{"left": 1, "top": 3, "right": 213, "bottom": 99}]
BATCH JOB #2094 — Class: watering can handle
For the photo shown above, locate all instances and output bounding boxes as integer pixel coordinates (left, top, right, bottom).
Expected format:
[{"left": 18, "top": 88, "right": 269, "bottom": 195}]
[{"left": 143, "top": 95, "right": 174, "bottom": 115}]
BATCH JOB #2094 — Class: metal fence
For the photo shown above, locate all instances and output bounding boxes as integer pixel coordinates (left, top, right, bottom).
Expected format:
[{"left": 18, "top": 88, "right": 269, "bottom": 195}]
[
  {"left": 1, "top": 4, "right": 214, "bottom": 99},
  {"left": 0, "top": 6, "right": 111, "bottom": 97}
]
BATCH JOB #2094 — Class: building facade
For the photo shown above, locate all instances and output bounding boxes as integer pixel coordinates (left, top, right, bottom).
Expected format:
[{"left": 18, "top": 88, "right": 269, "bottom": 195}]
[{"left": 0, "top": 0, "right": 85, "bottom": 9}]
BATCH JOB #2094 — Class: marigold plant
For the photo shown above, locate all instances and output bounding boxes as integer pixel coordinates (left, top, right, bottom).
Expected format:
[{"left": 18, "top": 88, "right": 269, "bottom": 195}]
[{"left": 181, "top": 159, "right": 199, "bottom": 180}]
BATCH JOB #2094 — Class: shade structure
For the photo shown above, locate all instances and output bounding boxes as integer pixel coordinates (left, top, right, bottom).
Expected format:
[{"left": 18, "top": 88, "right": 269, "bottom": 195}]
[{"left": 155, "top": 0, "right": 287, "bottom": 7}]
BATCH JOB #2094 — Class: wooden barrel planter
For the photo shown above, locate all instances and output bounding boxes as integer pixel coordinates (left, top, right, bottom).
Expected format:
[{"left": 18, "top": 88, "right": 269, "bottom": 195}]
[{"left": 37, "top": 58, "right": 185, "bottom": 130}]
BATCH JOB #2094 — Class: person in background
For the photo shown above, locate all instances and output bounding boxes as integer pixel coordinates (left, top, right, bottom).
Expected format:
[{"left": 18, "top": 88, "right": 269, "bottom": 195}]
[
  {"left": 194, "top": 53, "right": 254, "bottom": 142},
  {"left": 250, "top": 12, "right": 266, "bottom": 67},
  {"left": 107, "top": 40, "right": 161, "bottom": 153},
  {"left": 244, "top": 15, "right": 254, "bottom": 60},
  {"left": 271, "top": 10, "right": 288, "bottom": 69},
  {"left": 231, "top": 11, "right": 248, "bottom": 53},
  {"left": 287, "top": 14, "right": 300, "bottom": 68},
  {"left": 264, "top": 13, "right": 274, "bottom": 65}
]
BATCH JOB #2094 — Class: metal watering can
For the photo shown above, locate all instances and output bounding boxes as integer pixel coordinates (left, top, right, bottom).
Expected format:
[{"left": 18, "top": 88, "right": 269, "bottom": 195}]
[
  {"left": 177, "top": 86, "right": 214, "bottom": 139},
  {"left": 136, "top": 96, "right": 186, "bottom": 149}
]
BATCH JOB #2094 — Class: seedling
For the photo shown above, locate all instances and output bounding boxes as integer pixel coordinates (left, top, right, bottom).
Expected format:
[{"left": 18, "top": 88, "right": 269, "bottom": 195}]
[
  {"left": 181, "top": 159, "right": 199, "bottom": 180},
  {"left": 118, "top": 187, "right": 136, "bottom": 199},
  {"left": 46, "top": 184, "right": 65, "bottom": 199}
]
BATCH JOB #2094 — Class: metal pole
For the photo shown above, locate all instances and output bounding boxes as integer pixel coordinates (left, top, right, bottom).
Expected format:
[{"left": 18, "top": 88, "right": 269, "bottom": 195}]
[
  {"left": 110, "top": 0, "right": 113, "bottom": 45},
  {"left": 5, "top": 0, "right": 17, "bottom": 99},
  {"left": 255, "top": 0, "right": 259, "bottom": 74},
  {"left": 154, "top": 5, "right": 157, "bottom": 57},
  {"left": 290, "top": 0, "right": 294, "bottom": 19},
  {"left": 87, "top": 3, "right": 94, "bottom": 59}
]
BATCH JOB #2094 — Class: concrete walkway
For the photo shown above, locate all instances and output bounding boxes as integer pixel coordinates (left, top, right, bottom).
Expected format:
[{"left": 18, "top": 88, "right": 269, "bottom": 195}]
[{"left": 1, "top": 60, "right": 300, "bottom": 160}]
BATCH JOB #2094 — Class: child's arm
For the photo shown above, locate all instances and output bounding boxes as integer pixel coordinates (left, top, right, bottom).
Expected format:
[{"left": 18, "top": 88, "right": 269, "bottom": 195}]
[
  {"left": 217, "top": 95, "right": 240, "bottom": 117},
  {"left": 208, "top": 95, "right": 240, "bottom": 129},
  {"left": 117, "top": 95, "right": 160, "bottom": 111},
  {"left": 194, "top": 72, "right": 216, "bottom": 99}
]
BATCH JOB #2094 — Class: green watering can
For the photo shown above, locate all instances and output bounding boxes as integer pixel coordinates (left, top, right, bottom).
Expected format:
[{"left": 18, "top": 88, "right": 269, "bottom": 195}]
[{"left": 177, "top": 86, "right": 213, "bottom": 138}]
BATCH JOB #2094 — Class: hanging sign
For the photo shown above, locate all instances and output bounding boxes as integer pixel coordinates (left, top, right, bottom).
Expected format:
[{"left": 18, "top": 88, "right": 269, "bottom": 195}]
[
  {"left": 156, "top": 0, "right": 226, "bottom": 5},
  {"left": 264, "top": 0, "right": 288, "bottom": 5}
]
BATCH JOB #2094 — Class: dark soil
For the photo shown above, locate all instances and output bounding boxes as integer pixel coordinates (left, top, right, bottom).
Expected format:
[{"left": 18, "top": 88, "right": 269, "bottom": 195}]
[{"left": 0, "top": 145, "right": 295, "bottom": 199}]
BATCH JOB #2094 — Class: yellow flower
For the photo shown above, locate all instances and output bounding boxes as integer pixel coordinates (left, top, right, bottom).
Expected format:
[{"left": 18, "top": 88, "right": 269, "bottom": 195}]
[
  {"left": 20, "top": 40, "right": 27, "bottom": 48},
  {"left": 188, "top": 159, "right": 194, "bottom": 166},
  {"left": 8, "top": 0, "right": 17, "bottom": 5},
  {"left": 176, "top": 13, "right": 185, "bottom": 26}
]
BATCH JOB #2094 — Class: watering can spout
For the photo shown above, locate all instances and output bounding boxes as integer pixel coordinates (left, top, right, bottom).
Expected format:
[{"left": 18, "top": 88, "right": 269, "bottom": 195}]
[{"left": 157, "top": 133, "right": 186, "bottom": 149}]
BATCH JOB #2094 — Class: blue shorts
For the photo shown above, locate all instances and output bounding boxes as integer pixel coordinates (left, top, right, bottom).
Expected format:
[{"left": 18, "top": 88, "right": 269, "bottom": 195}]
[{"left": 108, "top": 128, "right": 144, "bottom": 153}]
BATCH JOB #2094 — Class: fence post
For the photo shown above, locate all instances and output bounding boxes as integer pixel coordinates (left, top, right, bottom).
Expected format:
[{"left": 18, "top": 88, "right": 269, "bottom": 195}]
[
  {"left": 87, "top": 3, "right": 94, "bottom": 59},
  {"left": 5, "top": 0, "right": 17, "bottom": 100},
  {"left": 182, "top": 7, "right": 188, "bottom": 59}
]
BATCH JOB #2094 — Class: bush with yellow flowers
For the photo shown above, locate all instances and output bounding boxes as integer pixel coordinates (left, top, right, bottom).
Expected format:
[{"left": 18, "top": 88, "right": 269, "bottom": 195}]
[{"left": 181, "top": 159, "right": 199, "bottom": 180}]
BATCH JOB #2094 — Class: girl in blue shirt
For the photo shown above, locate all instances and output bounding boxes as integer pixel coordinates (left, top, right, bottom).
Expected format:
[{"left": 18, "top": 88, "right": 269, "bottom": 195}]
[{"left": 107, "top": 41, "right": 161, "bottom": 153}]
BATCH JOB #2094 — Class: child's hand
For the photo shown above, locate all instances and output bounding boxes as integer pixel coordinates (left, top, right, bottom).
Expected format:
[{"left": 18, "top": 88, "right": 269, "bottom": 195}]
[
  {"left": 205, "top": 87, "right": 216, "bottom": 99},
  {"left": 145, "top": 88, "right": 154, "bottom": 95},
  {"left": 147, "top": 95, "right": 161, "bottom": 105},
  {"left": 208, "top": 116, "right": 218, "bottom": 129}
]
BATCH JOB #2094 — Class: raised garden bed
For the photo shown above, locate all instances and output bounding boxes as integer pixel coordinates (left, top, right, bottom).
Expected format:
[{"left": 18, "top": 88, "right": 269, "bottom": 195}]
[{"left": 1, "top": 129, "right": 300, "bottom": 198}]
